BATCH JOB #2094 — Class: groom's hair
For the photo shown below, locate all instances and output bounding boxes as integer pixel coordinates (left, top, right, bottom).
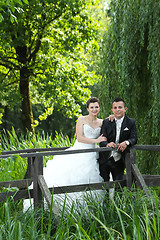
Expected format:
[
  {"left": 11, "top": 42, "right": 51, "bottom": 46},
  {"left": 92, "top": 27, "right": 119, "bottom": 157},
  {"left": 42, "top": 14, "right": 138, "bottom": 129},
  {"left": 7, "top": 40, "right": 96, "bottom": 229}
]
[
  {"left": 86, "top": 97, "right": 100, "bottom": 108},
  {"left": 112, "top": 97, "right": 126, "bottom": 107}
]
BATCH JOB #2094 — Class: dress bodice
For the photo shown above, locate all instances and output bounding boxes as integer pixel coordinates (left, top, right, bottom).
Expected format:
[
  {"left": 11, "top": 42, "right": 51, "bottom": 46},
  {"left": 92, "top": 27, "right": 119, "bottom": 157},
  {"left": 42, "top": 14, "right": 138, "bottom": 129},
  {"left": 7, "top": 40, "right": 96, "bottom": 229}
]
[
  {"left": 83, "top": 124, "right": 101, "bottom": 139},
  {"left": 72, "top": 124, "right": 101, "bottom": 150}
]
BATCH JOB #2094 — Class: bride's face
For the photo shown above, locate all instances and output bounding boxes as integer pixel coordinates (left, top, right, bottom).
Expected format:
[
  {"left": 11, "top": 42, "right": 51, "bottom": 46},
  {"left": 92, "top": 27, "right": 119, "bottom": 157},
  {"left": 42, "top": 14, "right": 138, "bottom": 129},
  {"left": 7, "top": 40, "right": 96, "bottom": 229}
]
[{"left": 87, "top": 102, "right": 100, "bottom": 116}]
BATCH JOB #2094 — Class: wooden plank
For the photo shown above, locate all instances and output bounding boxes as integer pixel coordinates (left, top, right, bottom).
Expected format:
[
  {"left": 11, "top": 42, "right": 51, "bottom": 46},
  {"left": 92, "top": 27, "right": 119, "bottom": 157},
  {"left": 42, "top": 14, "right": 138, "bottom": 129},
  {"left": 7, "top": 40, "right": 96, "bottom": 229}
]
[
  {"left": 1, "top": 147, "right": 68, "bottom": 155},
  {"left": 135, "top": 145, "right": 160, "bottom": 151},
  {"left": 132, "top": 164, "right": 152, "bottom": 196},
  {"left": 0, "top": 189, "right": 34, "bottom": 202},
  {"left": 1, "top": 145, "right": 160, "bottom": 159},
  {"left": 48, "top": 180, "right": 126, "bottom": 194},
  {"left": 1, "top": 145, "right": 160, "bottom": 205},
  {"left": 1, "top": 174, "right": 160, "bottom": 204},
  {"left": 125, "top": 148, "right": 136, "bottom": 189},
  {"left": 0, "top": 147, "right": 112, "bottom": 159},
  {"left": 125, "top": 151, "right": 132, "bottom": 189},
  {"left": 0, "top": 179, "right": 33, "bottom": 189},
  {"left": 33, "top": 156, "right": 43, "bottom": 208},
  {"left": 142, "top": 175, "right": 160, "bottom": 187},
  {"left": 0, "top": 179, "right": 126, "bottom": 203},
  {"left": 24, "top": 157, "right": 34, "bottom": 179},
  {"left": 38, "top": 175, "right": 60, "bottom": 216},
  {"left": 0, "top": 180, "right": 126, "bottom": 203}
]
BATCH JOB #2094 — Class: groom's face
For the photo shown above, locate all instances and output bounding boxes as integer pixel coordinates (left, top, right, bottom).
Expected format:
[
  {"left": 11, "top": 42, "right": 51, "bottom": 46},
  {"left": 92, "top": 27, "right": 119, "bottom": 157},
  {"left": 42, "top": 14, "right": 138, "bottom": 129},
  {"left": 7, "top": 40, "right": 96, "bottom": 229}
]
[{"left": 111, "top": 101, "right": 127, "bottom": 119}]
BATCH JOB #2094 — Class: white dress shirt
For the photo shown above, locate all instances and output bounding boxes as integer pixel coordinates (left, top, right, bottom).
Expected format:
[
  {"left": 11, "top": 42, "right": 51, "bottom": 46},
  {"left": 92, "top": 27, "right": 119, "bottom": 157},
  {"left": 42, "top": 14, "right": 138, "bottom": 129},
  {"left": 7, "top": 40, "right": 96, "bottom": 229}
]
[{"left": 112, "top": 117, "right": 124, "bottom": 161}]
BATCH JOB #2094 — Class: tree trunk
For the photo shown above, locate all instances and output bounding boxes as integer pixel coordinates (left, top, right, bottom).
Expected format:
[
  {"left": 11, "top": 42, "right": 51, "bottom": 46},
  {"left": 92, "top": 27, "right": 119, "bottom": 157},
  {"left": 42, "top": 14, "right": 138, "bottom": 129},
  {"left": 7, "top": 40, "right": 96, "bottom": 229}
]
[{"left": 19, "top": 66, "right": 34, "bottom": 134}]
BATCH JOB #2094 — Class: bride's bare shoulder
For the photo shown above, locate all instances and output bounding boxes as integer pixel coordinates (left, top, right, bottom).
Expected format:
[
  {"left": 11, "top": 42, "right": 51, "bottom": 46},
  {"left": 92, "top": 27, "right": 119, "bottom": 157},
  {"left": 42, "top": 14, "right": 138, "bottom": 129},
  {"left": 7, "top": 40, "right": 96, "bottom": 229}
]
[
  {"left": 97, "top": 118, "right": 104, "bottom": 126},
  {"left": 77, "top": 115, "right": 87, "bottom": 124}
]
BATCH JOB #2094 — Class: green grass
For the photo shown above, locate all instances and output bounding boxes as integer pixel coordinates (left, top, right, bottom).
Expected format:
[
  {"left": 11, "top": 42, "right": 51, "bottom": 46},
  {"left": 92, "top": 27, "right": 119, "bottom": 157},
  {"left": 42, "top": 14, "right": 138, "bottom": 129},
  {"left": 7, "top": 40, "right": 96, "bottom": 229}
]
[
  {"left": 0, "top": 128, "right": 160, "bottom": 239},
  {"left": 0, "top": 128, "right": 75, "bottom": 181},
  {"left": 0, "top": 188, "right": 159, "bottom": 239}
]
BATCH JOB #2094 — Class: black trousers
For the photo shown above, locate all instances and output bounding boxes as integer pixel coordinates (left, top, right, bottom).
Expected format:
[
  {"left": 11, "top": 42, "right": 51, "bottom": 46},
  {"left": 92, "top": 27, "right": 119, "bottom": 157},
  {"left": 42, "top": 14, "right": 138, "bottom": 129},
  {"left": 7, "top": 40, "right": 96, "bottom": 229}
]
[{"left": 99, "top": 157, "right": 124, "bottom": 182}]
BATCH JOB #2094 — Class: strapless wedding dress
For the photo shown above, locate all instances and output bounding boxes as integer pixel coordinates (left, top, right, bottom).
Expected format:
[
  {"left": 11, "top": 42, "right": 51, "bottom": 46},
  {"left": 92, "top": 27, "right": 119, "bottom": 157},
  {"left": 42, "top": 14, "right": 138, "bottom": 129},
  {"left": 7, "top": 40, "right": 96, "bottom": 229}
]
[
  {"left": 44, "top": 124, "right": 103, "bottom": 187},
  {"left": 23, "top": 124, "right": 103, "bottom": 211}
]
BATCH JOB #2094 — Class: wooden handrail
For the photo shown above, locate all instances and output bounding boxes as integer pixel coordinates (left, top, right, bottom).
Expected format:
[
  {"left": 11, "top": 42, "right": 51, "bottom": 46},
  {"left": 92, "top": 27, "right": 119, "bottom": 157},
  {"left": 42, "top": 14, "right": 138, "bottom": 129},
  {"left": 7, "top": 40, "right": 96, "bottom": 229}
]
[
  {"left": 1, "top": 144, "right": 160, "bottom": 159},
  {"left": 0, "top": 145, "right": 159, "bottom": 208},
  {"left": 0, "top": 146, "right": 113, "bottom": 159},
  {"left": 1, "top": 147, "right": 68, "bottom": 155},
  {"left": 135, "top": 145, "right": 160, "bottom": 151}
]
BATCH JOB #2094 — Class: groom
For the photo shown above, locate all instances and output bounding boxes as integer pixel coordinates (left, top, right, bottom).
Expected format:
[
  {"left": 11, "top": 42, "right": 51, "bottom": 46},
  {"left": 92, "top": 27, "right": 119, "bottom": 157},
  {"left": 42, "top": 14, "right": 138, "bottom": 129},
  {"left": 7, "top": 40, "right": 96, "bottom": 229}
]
[{"left": 98, "top": 97, "right": 137, "bottom": 181}]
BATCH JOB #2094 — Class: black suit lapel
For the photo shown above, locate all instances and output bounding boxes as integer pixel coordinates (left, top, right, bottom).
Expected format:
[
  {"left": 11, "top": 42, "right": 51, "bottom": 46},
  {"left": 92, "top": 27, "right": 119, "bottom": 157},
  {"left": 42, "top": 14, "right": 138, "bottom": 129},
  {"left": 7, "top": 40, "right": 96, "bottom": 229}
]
[
  {"left": 120, "top": 116, "right": 127, "bottom": 140},
  {"left": 112, "top": 120, "right": 116, "bottom": 141}
]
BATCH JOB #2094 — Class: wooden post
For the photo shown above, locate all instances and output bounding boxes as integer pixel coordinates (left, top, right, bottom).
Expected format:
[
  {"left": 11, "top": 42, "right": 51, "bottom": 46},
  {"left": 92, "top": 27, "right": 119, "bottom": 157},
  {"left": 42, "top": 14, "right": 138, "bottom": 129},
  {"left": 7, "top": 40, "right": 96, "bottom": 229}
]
[
  {"left": 33, "top": 156, "right": 43, "bottom": 209},
  {"left": 38, "top": 175, "right": 60, "bottom": 216},
  {"left": 132, "top": 164, "right": 152, "bottom": 196},
  {"left": 24, "top": 157, "right": 34, "bottom": 179},
  {"left": 125, "top": 147, "right": 136, "bottom": 189}
]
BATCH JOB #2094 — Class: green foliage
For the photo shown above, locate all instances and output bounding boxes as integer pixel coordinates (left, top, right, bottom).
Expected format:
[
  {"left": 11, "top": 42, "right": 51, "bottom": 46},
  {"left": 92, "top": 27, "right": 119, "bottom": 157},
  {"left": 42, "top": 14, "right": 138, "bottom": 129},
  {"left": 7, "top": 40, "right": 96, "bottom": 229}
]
[
  {"left": 0, "top": 127, "right": 76, "bottom": 181},
  {"left": 0, "top": 188, "right": 160, "bottom": 239},
  {"left": 0, "top": 0, "right": 29, "bottom": 23},
  {"left": 0, "top": 127, "right": 160, "bottom": 238},
  {"left": 98, "top": 0, "right": 160, "bottom": 173},
  {"left": 0, "top": 0, "right": 101, "bottom": 132}
]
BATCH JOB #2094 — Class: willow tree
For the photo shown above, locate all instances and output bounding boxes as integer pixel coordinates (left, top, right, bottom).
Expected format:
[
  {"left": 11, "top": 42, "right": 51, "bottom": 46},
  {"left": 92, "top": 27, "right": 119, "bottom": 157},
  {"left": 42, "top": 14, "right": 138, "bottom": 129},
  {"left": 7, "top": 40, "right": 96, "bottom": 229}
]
[
  {"left": 0, "top": 0, "right": 100, "bottom": 134},
  {"left": 99, "top": 0, "right": 160, "bottom": 174}
]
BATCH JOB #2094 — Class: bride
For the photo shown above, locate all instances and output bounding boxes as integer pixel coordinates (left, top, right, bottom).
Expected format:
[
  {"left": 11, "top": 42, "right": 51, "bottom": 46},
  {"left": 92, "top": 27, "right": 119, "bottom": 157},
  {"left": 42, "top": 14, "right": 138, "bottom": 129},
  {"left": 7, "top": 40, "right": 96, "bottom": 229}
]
[
  {"left": 24, "top": 97, "right": 107, "bottom": 210},
  {"left": 44, "top": 97, "right": 106, "bottom": 187}
]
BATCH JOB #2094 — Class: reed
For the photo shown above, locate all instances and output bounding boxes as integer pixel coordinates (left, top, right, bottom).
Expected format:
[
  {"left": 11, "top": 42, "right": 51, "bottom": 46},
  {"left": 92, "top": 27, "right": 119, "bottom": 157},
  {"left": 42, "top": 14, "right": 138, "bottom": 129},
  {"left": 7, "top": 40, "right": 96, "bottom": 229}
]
[
  {"left": 0, "top": 188, "right": 159, "bottom": 239},
  {"left": 0, "top": 128, "right": 159, "bottom": 239},
  {"left": 0, "top": 128, "right": 75, "bottom": 181}
]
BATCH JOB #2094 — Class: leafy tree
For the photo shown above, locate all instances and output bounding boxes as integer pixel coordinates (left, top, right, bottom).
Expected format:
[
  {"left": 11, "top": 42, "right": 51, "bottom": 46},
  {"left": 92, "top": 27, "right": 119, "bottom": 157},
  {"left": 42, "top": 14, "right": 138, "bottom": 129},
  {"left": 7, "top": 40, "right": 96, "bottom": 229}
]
[
  {"left": 0, "top": 0, "right": 100, "bottom": 133},
  {"left": 99, "top": 0, "right": 160, "bottom": 174}
]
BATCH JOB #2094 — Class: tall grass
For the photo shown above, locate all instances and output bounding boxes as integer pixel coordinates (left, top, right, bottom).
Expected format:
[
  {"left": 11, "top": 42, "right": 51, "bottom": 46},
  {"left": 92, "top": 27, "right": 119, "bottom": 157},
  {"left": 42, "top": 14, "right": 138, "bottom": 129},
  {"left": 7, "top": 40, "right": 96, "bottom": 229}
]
[
  {"left": 0, "top": 128, "right": 75, "bottom": 151},
  {"left": 0, "top": 128, "right": 75, "bottom": 181},
  {"left": 0, "top": 128, "right": 160, "bottom": 239},
  {"left": 0, "top": 188, "right": 159, "bottom": 239}
]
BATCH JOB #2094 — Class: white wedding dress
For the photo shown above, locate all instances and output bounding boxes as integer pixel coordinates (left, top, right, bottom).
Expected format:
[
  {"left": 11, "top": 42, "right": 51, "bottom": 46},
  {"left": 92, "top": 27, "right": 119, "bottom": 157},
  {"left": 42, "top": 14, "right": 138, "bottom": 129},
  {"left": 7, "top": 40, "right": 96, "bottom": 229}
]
[
  {"left": 44, "top": 124, "right": 103, "bottom": 187},
  {"left": 23, "top": 124, "right": 103, "bottom": 211}
]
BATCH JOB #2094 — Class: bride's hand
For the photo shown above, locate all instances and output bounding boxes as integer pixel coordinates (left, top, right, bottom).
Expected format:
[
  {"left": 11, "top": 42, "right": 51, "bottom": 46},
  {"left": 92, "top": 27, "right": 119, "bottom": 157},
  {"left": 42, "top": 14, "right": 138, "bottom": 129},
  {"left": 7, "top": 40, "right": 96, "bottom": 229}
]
[{"left": 96, "top": 134, "right": 107, "bottom": 143}]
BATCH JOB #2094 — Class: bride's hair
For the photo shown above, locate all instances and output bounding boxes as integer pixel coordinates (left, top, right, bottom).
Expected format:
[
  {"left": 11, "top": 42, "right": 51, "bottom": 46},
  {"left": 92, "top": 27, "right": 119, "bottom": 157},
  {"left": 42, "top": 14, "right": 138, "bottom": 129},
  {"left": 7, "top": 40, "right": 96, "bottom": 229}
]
[{"left": 86, "top": 97, "right": 100, "bottom": 108}]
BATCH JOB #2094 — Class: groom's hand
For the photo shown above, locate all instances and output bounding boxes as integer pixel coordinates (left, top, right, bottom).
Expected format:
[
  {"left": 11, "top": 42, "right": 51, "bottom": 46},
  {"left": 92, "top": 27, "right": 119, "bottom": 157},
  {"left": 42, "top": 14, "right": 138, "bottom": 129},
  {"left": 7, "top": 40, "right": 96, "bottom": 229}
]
[
  {"left": 107, "top": 142, "right": 116, "bottom": 148},
  {"left": 117, "top": 141, "right": 127, "bottom": 152},
  {"left": 106, "top": 114, "right": 115, "bottom": 122}
]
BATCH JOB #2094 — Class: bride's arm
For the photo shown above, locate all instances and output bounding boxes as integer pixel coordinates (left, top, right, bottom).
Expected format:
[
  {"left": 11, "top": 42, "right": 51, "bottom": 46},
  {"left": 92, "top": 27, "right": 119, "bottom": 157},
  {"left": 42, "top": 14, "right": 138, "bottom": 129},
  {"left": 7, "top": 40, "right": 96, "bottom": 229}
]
[{"left": 76, "top": 117, "right": 106, "bottom": 144}]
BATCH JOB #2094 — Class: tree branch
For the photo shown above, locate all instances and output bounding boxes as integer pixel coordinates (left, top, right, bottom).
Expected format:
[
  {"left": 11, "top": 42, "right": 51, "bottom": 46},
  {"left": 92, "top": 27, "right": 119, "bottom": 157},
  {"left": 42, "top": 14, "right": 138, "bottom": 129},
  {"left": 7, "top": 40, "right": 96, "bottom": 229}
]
[
  {"left": 0, "top": 58, "right": 21, "bottom": 70},
  {"left": 28, "top": 12, "right": 62, "bottom": 63}
]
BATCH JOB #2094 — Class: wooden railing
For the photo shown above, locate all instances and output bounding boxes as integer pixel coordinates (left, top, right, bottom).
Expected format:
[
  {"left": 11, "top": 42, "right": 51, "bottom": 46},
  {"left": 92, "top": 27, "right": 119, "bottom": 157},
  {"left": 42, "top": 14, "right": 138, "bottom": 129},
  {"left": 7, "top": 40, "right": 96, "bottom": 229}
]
[{"left": 0, "top": 145, "right": 160, "bottom": 215}]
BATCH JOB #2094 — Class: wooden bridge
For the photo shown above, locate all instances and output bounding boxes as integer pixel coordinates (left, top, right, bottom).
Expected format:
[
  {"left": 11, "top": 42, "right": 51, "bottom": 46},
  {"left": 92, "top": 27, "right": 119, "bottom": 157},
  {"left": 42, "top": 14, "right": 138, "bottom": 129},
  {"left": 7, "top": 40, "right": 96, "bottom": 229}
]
[{"left": 0, "top": 145, "right": 160, "bottom": 215}]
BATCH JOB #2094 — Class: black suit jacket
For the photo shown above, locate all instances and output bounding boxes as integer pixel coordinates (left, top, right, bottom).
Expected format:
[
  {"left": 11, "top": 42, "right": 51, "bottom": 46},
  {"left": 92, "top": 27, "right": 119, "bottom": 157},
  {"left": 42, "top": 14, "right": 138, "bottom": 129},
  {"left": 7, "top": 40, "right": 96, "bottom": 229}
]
[{"left": 99, "top": 115, "right": 137, "bottom": 164}]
